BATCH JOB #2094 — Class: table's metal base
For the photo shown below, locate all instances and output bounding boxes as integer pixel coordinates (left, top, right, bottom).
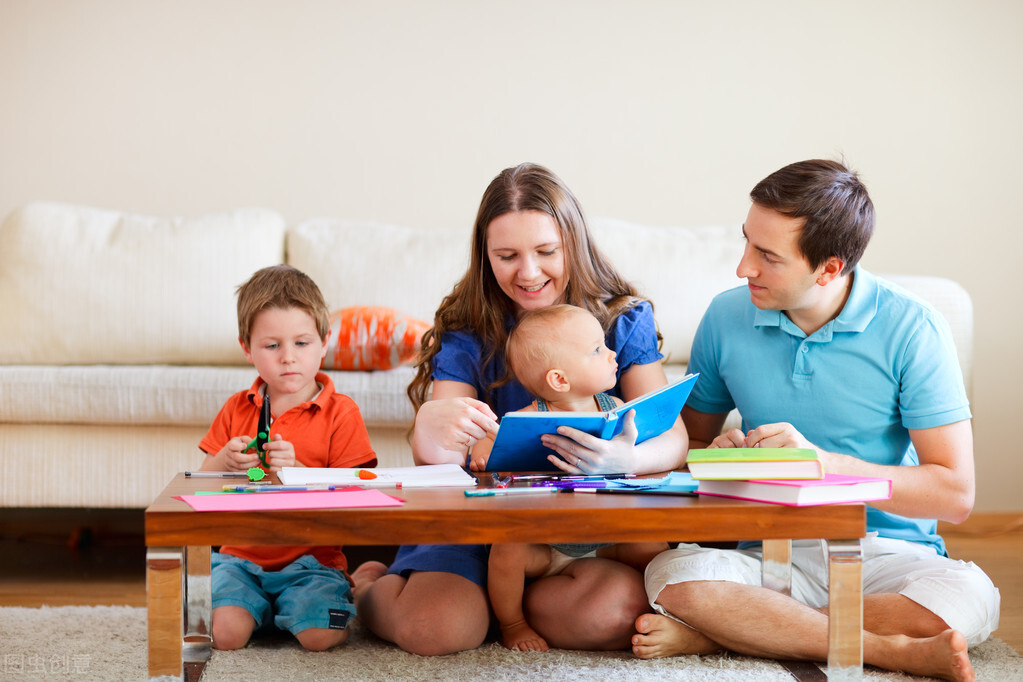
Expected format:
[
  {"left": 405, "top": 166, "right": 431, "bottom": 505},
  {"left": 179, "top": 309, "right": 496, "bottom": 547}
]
[{"left": 147, "top": 539, "right": 863, "bottom": 680}]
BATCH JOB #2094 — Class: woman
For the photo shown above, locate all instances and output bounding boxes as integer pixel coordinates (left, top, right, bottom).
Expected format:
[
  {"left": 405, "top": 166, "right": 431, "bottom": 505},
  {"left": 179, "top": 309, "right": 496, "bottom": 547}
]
[{"left": 352, "top": 163, "right": 688, "bottom": 655}]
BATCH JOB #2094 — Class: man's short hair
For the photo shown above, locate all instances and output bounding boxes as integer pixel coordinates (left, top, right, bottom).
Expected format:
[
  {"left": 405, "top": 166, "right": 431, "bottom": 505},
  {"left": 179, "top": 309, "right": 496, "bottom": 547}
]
[
  {"left": 236, "top": 265, "right": 329, "bottom": 347},
  {"left": 751, "top": 159, "right": 875, "bottom": 272}
]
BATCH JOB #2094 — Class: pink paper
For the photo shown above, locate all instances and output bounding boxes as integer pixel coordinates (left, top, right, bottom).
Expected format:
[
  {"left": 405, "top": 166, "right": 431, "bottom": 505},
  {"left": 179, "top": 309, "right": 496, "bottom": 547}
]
[{"left": 175, "top": 488, "right": 404, "bottom": 512}]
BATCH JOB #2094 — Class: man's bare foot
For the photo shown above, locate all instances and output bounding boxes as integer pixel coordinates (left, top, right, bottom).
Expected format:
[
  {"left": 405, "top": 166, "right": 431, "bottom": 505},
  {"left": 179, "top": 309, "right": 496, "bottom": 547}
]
[
  {"left": 351, "top": 560, "right": 388, "bottom": 604},
  {"left": 874, "top": 629, "right": 973, "bottom": 682},
  {"left": 500, "top": 620, "right": 549, "bottom": 652},
  {"left": 632, "top": 613, "right": 720, "bottom": 659}
]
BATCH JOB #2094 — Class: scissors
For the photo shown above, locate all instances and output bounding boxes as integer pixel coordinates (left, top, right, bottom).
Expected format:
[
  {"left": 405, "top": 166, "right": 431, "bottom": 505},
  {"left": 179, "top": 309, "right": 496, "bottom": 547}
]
[{"left": 244, "top": 391, "right": 272, "bottom": 468}]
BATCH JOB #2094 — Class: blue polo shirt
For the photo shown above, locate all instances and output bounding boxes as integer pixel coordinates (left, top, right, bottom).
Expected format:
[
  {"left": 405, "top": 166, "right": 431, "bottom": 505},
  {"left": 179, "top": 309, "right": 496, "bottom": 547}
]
[{"left": 688, "top": 268, "right": 971, "bottom": 554}]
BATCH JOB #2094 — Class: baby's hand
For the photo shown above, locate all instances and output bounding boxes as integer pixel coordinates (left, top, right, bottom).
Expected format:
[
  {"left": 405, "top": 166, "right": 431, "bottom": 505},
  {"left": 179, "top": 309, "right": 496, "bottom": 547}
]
[
  {"left": 467, "top": 433, "right": 496, "bottom": 472},
  {"left": 261, "top": 433, "right": 297, "bottom": 471}
]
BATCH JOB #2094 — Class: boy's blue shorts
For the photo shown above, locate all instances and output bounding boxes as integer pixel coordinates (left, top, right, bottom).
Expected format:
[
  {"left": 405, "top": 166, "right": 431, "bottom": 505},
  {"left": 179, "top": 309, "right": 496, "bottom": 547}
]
[
  {"left": 387, "top": 544, "right": 488, "bottom": 587},
  {"left": 212, "top": 552, "right": 356, "bottom": 635}
]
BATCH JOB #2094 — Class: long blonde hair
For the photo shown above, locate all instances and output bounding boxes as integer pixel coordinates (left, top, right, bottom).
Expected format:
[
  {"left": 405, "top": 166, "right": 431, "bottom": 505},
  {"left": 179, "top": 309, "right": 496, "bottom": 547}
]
[{"left": 407, "top": 163, "right": 650, "bottom": 413}]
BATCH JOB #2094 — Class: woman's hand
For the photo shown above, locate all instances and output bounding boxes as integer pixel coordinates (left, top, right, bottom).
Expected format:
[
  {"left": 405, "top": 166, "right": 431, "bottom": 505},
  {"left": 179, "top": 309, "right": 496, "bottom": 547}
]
[
  {"left": 413, "top": 396, "right": 499, "bottom": 465},
  {"left": 542, "top": 410, "right": 640, "bottom": 475}
]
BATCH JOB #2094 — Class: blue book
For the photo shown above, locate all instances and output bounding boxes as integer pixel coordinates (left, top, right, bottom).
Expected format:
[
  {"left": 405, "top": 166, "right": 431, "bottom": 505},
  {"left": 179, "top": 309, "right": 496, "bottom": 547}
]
[{"left": 484, "top": 373, "right": 699, "bottom": 472}]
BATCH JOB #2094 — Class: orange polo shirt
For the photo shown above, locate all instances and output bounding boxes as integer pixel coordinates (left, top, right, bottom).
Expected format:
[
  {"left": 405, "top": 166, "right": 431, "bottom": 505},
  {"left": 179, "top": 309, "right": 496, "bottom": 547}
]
[{"left": 200, "top": 372, "right": 376, "bottom": 572}]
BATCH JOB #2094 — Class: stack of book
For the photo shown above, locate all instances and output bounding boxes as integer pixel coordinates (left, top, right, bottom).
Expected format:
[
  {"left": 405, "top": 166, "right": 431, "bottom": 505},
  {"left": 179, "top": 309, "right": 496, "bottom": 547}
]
[{"left": 686, "top": 448, "right": 891, "bottom": 506}]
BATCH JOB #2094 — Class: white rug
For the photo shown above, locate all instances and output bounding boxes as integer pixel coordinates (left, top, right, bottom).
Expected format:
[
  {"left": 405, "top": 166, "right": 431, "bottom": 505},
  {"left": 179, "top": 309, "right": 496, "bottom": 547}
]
[{"left": 0, "top": 606, "right": 1019, "bottom": 681}]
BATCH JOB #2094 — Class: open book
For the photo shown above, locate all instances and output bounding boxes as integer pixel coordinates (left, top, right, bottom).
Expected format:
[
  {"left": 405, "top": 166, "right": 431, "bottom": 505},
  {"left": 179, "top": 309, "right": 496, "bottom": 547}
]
[{"left": 484, "top": 373, "right": 698, "bottom": 472}]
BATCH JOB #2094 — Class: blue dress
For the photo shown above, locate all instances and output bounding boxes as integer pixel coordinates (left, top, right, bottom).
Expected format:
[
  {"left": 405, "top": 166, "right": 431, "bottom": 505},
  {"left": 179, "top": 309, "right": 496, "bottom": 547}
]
[{"left": 387, "top": 302, "right": 663, "bottom": 586}]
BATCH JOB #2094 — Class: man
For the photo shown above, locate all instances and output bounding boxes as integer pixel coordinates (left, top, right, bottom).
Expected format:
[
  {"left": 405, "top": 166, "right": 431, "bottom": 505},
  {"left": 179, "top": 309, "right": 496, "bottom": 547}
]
[{"left": 632, "top": 160, "right": 999, "bottom": 682}]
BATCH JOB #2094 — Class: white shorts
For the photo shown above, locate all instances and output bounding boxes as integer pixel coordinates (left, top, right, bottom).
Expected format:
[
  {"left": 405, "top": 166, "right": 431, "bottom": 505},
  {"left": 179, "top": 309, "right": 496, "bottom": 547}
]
[{"left": 644, "top": 534, "right": 1000, "bottom": 647}]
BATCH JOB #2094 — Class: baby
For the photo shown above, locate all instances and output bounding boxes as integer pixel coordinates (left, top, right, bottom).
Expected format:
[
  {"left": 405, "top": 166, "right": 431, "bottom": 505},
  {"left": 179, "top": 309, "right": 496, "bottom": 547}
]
[{"left": 474, "top": 304, "right": 667, "bottom": 651}]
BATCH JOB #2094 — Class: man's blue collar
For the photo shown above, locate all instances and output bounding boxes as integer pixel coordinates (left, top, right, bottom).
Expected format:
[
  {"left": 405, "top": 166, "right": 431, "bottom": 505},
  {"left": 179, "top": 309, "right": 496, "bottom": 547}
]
[{"left": 752, "top": 268, "right": 878, "bottom": 340}]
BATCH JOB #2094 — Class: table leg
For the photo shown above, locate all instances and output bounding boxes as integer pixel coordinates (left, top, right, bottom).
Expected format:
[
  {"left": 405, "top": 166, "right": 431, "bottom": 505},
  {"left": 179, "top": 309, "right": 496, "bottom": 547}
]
[
  {"left": 146, "top": 547, "right": 183, "bottom": 680},
  {"left": 183, "top": 546, "right": 212, "bottom": 663},
  {"left": 761, "top": 538, "right": 792, "bottom": 595},
  {"left": 827, "top": 538, "right": 863, "bottom": 680}
]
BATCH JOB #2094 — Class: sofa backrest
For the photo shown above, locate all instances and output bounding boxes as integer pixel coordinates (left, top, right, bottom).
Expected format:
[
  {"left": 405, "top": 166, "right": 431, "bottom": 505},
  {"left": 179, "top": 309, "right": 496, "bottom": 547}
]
[
  {"left": 589, "top": 218, "right": 746, "bottom": 365},
  {"left": 0, "top": 202, "right": 285, "bottom": 365},
  {"left": 0, "top": 203, "right": 973, "bottom": 396},
  {"left": 289, "top": 217, "right": 748, "bottom": 368},
  {"left": 286, "top": 218, "right": 471, "bottom": 331}
]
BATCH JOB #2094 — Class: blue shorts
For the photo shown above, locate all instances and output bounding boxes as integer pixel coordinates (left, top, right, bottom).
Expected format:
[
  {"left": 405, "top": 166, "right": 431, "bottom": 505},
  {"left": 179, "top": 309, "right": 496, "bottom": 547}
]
[
  {"left": 212, "top": 552, "right": 356, "bottom": 636},
  {"left": 387, "top": 544, "right": 489, "bottom": 587}
]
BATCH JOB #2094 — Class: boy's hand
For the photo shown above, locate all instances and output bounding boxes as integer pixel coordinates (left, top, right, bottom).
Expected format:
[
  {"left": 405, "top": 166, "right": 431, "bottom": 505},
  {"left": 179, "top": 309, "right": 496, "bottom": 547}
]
[
  {"left": 261, "top": 433, "right": 297, "bottom": 471},
  {"left": 219, "top": 436, "right": 261, "bottom": 471}
]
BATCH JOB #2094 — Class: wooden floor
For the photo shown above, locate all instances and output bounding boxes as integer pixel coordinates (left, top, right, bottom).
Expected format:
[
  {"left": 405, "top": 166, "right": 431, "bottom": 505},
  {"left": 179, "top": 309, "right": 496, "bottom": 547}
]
[{"left": 1, "top": 509, "right": 1020, "bottom": 653}]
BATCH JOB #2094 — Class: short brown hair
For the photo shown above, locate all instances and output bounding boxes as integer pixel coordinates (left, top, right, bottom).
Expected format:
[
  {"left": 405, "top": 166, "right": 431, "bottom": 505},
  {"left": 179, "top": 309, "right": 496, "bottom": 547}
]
[
  {"left": 236, "top": 265, "right": 329, "bottom": 347},
  {"left": 750, "top": 159, "right": 875, "bottom": 272}
]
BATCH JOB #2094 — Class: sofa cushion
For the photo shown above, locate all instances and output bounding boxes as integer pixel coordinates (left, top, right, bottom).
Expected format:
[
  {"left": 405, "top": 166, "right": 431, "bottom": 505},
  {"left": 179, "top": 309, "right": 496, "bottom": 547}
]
[
  {"left": 0, "top": 202, "right": 286, "bottom": 365},
  {"left": 589, "top": 219, "right": 745, "bottom": 364},
  {"left": 0, "top": 365, "right": 416, "bottom": 429},
  {"left": 287, "top": 219, "right": 470, "bottom": 325},
  {"left": 323, "top": 306, "right": 430, "bottom": 371}
]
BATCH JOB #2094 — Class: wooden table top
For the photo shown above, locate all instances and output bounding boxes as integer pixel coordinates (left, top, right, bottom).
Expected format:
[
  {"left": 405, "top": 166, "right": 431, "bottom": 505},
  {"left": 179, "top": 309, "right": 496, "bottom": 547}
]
[{"left": 145, "top": 473, "right": 866, "bottom": 547}]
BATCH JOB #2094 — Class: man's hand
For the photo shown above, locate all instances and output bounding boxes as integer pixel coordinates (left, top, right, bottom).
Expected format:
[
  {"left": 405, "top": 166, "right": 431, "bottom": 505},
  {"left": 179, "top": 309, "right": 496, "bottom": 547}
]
[{"left": 741, "top": 422, "right": 818, "bottom": 451}]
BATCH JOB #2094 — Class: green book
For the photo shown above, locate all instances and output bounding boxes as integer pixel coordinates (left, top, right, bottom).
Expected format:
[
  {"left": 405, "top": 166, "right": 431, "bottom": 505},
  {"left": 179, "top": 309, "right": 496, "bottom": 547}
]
[{"left": 686, "top": 447, "right": 823, "bottom": 480}]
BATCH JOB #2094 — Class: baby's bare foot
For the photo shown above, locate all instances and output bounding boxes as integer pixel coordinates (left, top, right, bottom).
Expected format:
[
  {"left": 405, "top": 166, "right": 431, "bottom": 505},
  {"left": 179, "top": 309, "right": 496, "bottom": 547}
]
[{"left": 501, "top": 620, "right": 549, "bottom": 652}]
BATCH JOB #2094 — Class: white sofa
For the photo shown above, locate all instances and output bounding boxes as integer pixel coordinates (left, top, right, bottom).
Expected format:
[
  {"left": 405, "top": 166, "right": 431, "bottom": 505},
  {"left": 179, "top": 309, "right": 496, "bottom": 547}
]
[{"left": 0, "top": 202, "right": 974, "bottom": 508}]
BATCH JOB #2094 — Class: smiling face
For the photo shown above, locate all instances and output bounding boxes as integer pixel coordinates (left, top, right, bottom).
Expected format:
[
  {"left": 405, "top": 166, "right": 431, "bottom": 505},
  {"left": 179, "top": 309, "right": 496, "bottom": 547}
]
[
  {"left": 486, "top": 210, "right": 567, "bottom": 314},
  {"left": 241, "top": 306, "right": 328, "bottom": 403}
]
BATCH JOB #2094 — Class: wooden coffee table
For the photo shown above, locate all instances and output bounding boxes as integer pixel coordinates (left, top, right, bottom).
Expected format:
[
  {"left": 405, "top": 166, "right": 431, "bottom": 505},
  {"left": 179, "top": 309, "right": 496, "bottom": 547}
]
[{"left": 145, "top": 473, "right": 866, "bottom": 680}]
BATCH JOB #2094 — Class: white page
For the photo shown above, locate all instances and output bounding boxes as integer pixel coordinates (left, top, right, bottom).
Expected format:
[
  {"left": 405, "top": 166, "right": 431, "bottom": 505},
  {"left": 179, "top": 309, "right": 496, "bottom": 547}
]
[{"left": 279, "top": 463, "right": 477, "bottom": 488}]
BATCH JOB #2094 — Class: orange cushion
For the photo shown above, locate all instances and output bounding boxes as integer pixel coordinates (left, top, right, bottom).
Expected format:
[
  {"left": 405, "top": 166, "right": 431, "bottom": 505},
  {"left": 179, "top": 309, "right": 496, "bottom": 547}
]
[{"left": 322, "top": 306, "right": 431, "bottom": 371}]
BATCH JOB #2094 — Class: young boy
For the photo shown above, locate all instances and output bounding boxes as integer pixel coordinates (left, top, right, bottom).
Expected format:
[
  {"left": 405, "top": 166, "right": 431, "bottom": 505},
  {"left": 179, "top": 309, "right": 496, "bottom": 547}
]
[
  {"left": 199, "top": 264, "right": 376, "bottom": 651},
  {"left": 472, "top": 304, "right": 667, "bottom": 652}
]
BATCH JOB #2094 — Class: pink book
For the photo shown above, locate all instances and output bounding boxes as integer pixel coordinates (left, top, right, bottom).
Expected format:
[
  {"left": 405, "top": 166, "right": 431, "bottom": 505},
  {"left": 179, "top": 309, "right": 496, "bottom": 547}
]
[
  {"left": 176, "top": 487, "right": 404, "bottom": 512},
  {"left": 697, "top": 473, "right": 892, "bottom": 506}
]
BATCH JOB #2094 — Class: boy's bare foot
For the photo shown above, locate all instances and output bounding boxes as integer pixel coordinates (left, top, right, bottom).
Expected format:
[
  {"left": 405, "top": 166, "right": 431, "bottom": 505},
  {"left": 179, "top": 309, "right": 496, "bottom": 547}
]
[
  {"left": 632, "top": 613, "right": 720, "bottom": 659},
  {"left": 500, "top": 620, "right": 550, "bottom": 652},
  {"left": 351, "top": 560, "right": 388, "bottom": 603},
  {"left": 875, "top": 629, "right": 973, "bottom": 682}
]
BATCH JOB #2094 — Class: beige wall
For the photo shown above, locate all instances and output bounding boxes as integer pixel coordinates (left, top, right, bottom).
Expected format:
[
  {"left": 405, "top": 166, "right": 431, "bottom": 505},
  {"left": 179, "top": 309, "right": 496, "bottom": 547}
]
[{"left": 1, "top": 1, "right": 1020, "bottom": 510}]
